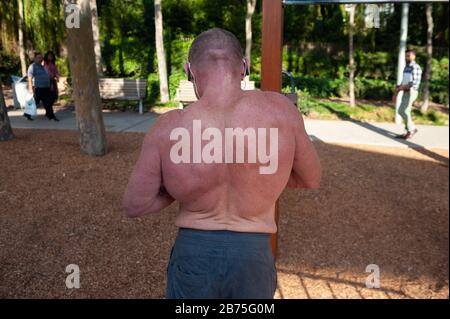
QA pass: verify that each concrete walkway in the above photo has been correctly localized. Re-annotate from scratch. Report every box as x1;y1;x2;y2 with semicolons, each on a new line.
8;107;449;150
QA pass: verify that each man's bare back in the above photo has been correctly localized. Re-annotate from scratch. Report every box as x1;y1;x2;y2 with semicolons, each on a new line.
123;28;320;299
123;89;320;233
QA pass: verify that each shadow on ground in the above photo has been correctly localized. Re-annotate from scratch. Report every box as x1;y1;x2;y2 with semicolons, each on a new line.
0;130;448;298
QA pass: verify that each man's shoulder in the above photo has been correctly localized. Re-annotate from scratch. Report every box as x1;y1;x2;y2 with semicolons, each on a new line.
247;90;299;118
410;61;421;68
149;109;183;134
27;63;35;73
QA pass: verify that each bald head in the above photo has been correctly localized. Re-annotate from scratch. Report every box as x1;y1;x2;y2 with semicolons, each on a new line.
188;28;243;68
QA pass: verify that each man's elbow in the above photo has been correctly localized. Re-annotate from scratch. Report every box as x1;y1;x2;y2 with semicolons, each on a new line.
122;197;149;218
303;178;321;189
288;175;321;189
123;201;140;218
300;168;322;189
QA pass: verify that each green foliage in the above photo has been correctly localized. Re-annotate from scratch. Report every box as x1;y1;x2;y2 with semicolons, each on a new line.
295;89;315;115
0;51;20;83
289;76;394;101
1;0;448;108
289;76;336;98
355;78;393;100
354;50;395;80
168;37;192;73
24;0;65;54
146;73;160;105
55;57;69;77
100;0;152;77
169;71;186;100
428;58;449;104
301;98;448;126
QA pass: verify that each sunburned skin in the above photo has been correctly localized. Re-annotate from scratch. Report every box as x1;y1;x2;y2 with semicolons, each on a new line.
123;51;321;234
169;119;279;174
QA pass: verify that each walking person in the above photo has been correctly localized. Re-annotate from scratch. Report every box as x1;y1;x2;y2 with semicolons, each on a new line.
393;49;422;139
43;51;60;108
25;52;59;121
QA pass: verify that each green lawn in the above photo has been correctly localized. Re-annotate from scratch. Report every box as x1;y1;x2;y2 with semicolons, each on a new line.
301;98;449;126
59;93;447;126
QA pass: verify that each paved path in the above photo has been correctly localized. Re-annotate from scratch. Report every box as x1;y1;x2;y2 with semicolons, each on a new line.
8;108;449;150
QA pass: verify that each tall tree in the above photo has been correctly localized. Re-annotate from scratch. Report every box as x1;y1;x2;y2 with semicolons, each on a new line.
245;0;257;69
90;0;103;75
421;3;433;113
348;4;356;108
65;0;107;156
395;3;409;125
0;84;14;141
154;0;169;103
17;0;27;76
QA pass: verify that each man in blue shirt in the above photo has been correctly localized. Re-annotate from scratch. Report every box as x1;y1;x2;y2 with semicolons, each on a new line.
25;52;59;121
393;49;422;139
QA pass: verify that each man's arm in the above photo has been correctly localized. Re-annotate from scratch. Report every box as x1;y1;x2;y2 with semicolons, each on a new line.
411;64;422;90
123;122;175;218
287;107;321;189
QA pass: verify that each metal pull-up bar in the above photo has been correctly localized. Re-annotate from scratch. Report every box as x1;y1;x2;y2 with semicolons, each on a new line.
284;0;448;5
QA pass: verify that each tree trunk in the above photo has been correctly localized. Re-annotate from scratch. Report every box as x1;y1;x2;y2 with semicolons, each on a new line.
90;0;103;75
245;0;257;68
17;0;27;76
395;3;409;125
154;0;169;103
421;3;433;113
0;84;14;141
348;4;356;108
64;0;107;156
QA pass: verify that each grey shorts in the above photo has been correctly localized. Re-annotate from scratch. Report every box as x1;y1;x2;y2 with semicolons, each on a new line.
166;228;277;299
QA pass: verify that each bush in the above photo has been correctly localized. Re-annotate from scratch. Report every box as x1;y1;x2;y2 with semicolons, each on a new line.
354;50;395;80
56;57;70;77
355;78;393;100
169;70;186;100
146;70;187;105
428;80;449;105
169;38;192;73
146;73;160;104
289;76;335;98
429;58;449;104
290;75;394;100
0;51;21;83
295;88;315;115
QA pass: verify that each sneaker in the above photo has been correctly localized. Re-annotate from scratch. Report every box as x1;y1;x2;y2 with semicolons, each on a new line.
23;114;33;121
395;132;408;139
404;129;418;140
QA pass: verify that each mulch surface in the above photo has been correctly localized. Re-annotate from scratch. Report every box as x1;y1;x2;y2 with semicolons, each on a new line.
0;129;448;298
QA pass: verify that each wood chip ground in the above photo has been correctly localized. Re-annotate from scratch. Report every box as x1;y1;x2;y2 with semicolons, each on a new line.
0;129;448;298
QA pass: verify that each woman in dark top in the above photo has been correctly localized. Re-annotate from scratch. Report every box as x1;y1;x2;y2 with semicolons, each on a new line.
43;51;60;107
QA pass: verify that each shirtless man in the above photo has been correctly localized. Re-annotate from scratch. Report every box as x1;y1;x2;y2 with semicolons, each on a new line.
123;28;321;299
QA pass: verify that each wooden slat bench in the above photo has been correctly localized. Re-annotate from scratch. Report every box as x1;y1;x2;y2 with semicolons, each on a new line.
98;78;147;114
175;80;256;109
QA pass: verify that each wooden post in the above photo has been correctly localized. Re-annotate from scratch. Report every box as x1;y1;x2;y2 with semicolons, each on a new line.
261;0;283;258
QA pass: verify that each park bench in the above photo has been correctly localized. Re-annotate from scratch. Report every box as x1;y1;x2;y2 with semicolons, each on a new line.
175;80;255;109
98;78;147;114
